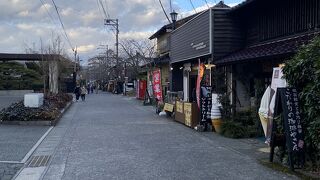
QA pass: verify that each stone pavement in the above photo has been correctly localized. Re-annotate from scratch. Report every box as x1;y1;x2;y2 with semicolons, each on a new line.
0;125;50;180
15;93;298;180
0;163;23;180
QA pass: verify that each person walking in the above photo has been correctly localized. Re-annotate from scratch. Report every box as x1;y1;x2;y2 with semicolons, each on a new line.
74;84;81;102
95;83;100;94
80;85;88;101
87;83;90;94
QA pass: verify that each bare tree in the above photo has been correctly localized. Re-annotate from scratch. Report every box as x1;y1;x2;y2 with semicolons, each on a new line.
24;33;73;93
119;38;156;79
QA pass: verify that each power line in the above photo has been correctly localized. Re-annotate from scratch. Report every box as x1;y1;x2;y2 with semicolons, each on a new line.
96;0;115;39
39;0;68;41
104;0;110;18
189;0;197;13
50;0;74;51
97;0;107;19
158;0;171;24
203;0;210;9
98;0;109;18
39;0;56;23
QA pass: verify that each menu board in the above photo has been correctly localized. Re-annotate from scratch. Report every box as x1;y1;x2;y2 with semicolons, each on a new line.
164;103;174;112
176;101;184;113
184;103;192;126
274;88;304;153
200;86;212;123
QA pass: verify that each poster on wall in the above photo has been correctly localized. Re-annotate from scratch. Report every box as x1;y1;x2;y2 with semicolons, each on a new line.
152;69;163;102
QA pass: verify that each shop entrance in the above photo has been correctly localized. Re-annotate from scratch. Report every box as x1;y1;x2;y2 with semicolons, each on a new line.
189;75;197;103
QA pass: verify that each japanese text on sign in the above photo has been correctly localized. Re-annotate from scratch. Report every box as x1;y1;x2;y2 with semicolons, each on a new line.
152;69;163;101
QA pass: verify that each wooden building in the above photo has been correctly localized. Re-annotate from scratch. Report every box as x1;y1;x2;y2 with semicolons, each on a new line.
148;13;199;99
215;0;320;111
170;1;242;101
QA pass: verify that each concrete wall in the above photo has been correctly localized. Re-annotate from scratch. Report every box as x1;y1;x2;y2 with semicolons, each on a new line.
0;90;33;96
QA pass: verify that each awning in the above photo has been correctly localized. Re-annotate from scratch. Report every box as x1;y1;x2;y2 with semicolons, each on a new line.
215;32;319;65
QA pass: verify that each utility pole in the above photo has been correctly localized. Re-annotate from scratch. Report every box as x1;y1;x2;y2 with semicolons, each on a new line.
104;18;119;77
73;46;77;87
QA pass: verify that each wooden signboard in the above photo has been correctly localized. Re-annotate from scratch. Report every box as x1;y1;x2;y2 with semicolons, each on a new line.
270;88;304;170
163;103;174;112
184;102;199;128
176;101;183;113
184;103;192;127
175;101;185;124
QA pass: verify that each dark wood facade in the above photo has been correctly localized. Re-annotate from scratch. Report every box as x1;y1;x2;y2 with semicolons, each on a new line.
232;0;320;46
212;7;243;59
215;0;320;111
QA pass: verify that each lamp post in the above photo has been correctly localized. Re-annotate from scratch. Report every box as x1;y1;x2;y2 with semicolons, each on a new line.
169;10;178;91
170;10;178;30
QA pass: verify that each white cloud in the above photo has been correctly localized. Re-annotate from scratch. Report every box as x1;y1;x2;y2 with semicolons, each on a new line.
0;0;243;60
77;44;96;53
18;10;29;17
16;23;34;30
61;7;73;16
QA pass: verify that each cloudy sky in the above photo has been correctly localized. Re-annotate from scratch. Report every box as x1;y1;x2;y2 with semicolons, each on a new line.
0;0;243;62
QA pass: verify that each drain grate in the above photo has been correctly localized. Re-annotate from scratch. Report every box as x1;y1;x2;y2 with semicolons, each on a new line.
27;155;51;167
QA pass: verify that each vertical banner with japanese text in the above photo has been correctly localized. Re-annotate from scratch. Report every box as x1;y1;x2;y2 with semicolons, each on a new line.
152;69;163;102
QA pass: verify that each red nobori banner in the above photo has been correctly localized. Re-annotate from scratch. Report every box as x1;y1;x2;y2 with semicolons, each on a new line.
152;69;163;101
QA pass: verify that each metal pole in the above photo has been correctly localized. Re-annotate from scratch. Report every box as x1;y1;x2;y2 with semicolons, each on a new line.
116;19;119;66
74;47;77;72
124;62;126;95
73;47;77;87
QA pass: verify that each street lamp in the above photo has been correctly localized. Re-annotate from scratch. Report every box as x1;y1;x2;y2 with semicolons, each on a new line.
170;10;178;30
169;10;178;91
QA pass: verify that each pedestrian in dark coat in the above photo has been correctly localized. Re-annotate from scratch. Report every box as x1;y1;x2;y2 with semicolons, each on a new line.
74;85;81;101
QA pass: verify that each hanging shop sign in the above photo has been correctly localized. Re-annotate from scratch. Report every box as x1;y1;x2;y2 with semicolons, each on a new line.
152;69;163;101
270;88;304;171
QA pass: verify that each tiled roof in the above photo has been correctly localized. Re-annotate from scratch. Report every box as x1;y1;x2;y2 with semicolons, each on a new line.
215;32;320;65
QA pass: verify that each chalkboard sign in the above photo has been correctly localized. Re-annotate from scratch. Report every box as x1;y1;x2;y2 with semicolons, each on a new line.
200;85;212;124
270;87;304;170
274;88;304;152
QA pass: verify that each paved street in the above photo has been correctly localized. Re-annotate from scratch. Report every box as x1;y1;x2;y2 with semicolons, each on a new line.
16;93;297;180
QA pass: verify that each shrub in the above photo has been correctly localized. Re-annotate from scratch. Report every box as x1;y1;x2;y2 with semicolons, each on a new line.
221;120;247;138
283;35;320;169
